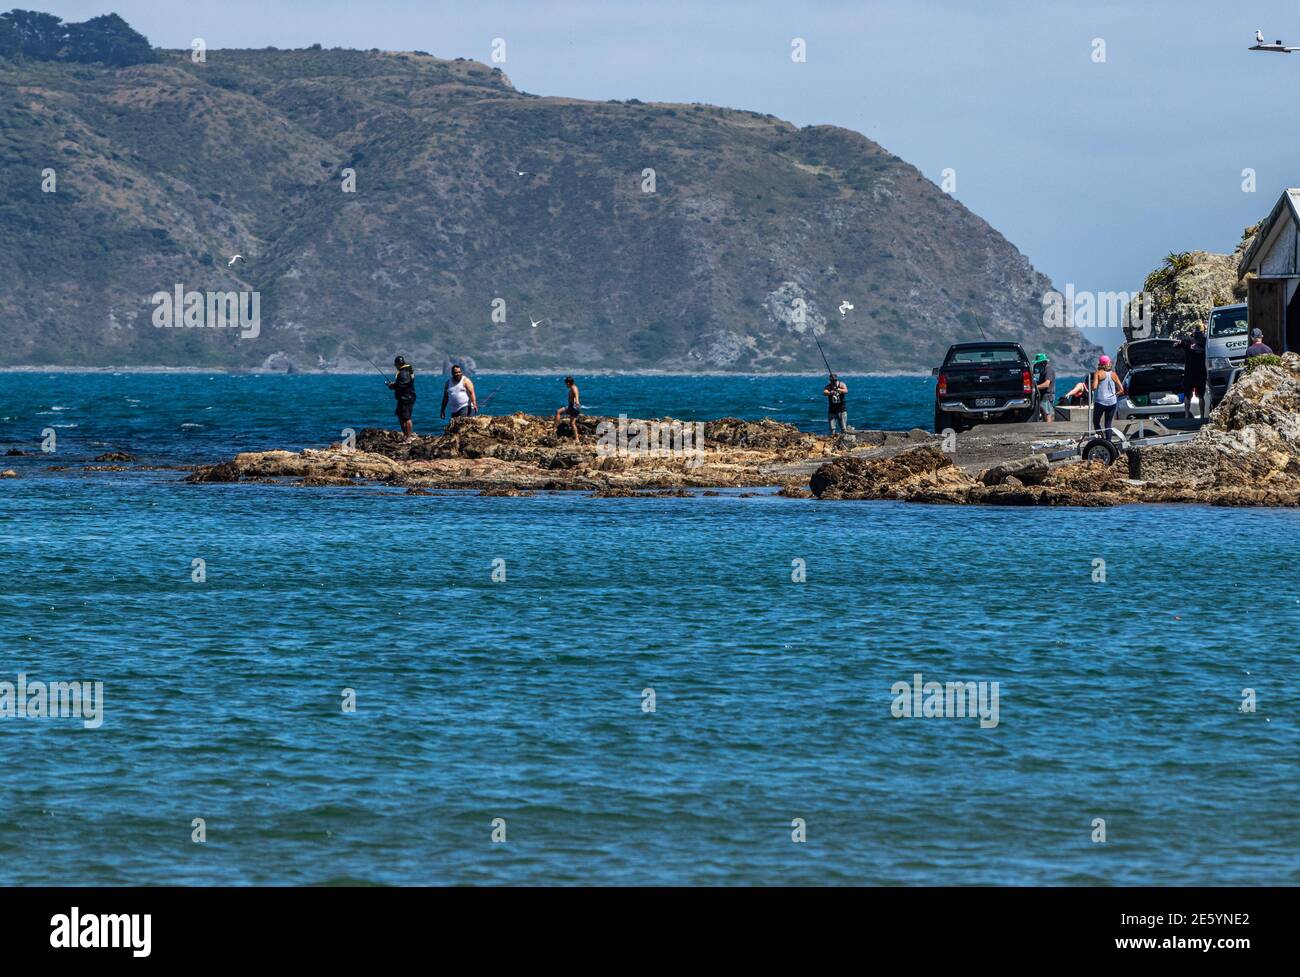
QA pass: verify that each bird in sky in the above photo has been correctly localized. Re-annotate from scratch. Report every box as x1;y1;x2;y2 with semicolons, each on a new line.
228;255;245;266
529;316;549;329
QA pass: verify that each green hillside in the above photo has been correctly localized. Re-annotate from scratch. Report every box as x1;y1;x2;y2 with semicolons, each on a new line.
0;10;1101;371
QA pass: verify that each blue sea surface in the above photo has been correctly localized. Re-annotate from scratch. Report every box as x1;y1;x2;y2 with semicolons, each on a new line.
0;373;1295;885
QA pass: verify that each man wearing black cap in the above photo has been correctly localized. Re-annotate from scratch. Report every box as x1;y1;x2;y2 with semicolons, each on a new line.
387;355;417;442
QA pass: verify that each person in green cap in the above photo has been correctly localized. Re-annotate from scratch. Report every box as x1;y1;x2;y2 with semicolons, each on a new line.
1032;353;1056;423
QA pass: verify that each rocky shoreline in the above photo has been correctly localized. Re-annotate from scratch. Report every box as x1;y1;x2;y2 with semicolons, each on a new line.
177;355;1300;506
809;354;1300;506
186;414;851;495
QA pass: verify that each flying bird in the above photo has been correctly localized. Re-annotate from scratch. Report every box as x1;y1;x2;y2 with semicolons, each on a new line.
529;316;549;329
838;301;854;317
228;255;245;266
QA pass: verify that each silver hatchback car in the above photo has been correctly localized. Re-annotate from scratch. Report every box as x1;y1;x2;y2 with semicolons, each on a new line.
1114;338;1203;421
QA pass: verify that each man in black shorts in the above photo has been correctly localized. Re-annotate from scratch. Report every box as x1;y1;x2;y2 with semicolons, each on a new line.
554;376;581;441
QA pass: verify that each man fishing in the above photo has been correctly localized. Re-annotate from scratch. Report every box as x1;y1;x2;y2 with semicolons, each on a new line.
814;336;851;435
440;363;477;421
824;373;849;435
387;355;417;442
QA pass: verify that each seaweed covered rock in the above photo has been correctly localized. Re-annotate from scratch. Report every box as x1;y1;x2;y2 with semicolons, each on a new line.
187;448;404;483
190;413;840;492
701;417;824;455
809;445;974;500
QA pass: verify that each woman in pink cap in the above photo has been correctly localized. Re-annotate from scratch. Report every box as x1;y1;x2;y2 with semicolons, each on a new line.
1090;355;1125;436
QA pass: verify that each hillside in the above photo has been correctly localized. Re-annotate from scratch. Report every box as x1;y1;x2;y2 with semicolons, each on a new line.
0;11;1101;372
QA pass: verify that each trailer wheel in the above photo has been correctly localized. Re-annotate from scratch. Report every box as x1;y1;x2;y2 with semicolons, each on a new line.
1080;437;1119;466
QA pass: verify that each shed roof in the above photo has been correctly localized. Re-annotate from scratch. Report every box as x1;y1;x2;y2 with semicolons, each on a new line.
1239;189;1300;277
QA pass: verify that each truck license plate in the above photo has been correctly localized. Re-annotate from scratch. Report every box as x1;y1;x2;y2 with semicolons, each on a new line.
975;398;996;408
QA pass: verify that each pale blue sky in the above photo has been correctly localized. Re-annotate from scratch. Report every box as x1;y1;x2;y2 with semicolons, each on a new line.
46;1;1300;345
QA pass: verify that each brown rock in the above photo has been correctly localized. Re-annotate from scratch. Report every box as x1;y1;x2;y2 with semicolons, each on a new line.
979;454;1049;486
809;445;973;500
191;413;837;493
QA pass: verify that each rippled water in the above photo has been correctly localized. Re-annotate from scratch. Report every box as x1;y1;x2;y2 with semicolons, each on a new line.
0;374;1295;885
0;371;957;465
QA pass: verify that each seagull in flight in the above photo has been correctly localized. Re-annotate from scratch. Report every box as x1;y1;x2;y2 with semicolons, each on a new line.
228;254;245;266
838;301;854;317
529;315;549;329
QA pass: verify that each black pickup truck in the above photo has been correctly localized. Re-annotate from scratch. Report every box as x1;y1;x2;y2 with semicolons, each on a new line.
932;342;1035;432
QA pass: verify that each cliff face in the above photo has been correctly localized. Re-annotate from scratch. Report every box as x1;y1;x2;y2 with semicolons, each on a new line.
0;14;1101;371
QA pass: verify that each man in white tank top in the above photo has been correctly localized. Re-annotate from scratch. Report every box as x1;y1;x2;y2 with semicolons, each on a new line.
440;364;477;420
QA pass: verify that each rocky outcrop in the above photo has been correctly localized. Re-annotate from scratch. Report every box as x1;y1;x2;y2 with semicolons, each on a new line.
808;448;1135;506
181;358;1300;504
811;353;1300;506
979;454;1049;487
188;413;838;492
1125;353;1300;502
809;446;970;501
1130;230;1255;342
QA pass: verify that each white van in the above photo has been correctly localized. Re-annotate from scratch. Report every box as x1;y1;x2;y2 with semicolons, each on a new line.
1205;303;1249;406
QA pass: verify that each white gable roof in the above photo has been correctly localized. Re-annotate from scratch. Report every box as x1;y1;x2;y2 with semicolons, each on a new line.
1240;189;1300;277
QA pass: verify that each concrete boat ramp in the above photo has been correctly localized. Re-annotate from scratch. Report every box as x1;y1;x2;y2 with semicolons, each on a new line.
762;419;1094;481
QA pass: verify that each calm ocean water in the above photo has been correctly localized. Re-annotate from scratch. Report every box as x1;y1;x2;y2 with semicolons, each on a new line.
1;373;1296;885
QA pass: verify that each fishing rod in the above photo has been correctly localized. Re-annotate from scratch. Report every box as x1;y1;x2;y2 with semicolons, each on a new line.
348;342;391;382
813;335;834;375
477;377;511;412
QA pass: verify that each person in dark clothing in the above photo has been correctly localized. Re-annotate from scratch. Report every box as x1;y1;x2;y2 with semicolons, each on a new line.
1246;328;1274;361
1177;326;1208;418
1032;353;1056;422
387;355;417;442
824;374;849;435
